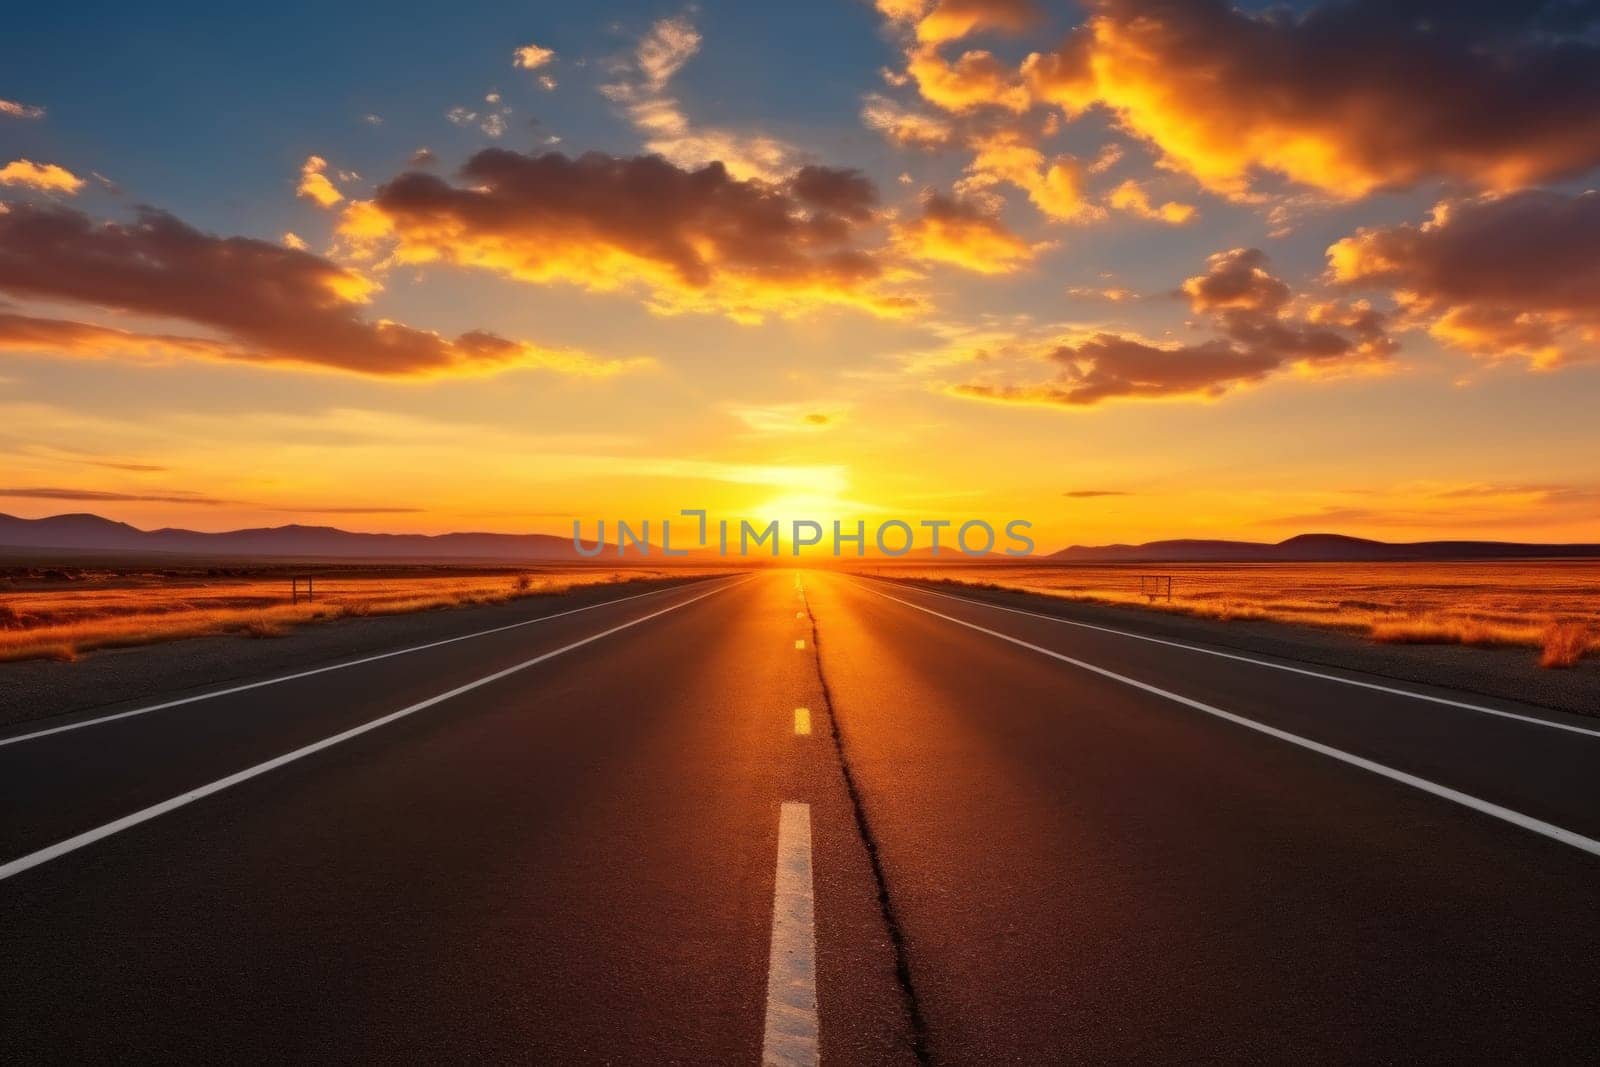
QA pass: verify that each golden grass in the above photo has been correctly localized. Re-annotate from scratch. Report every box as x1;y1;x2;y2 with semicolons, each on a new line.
0;568;714;663
1540;622;1591;669
864;560;1600;669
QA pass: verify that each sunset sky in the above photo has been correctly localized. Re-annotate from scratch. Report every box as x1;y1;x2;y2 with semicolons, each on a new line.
3;0;1600;549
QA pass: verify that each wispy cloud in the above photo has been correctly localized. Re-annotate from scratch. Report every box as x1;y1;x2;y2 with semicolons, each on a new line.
0;486;233;505
600;13;795;182
0;98;46;120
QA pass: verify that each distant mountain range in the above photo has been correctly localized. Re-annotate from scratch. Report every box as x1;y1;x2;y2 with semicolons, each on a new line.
1;514;1595;564
1048;533;1600;563
0;512;613;562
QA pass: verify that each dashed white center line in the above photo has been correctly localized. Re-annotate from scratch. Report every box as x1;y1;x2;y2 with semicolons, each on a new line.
793;708;811;736
795;639;806;650
762;802;819;1067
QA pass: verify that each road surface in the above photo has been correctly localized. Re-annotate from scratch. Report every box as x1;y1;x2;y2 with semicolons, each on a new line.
2;570;1597;1063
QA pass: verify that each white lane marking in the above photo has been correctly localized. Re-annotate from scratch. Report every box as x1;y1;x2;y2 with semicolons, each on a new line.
795;639;806;650
796;611;805;619
879;580;1600;740
866;585;1600;858
0;578;735;750
762;802;819;1067
0;581;741;883
794;708;811;736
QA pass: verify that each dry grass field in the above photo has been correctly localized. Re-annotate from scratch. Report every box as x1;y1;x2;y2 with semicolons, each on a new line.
0;564;722;663
866;560;1600;669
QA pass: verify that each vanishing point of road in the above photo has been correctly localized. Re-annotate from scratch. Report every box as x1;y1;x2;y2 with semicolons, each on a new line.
2;571;1597;1062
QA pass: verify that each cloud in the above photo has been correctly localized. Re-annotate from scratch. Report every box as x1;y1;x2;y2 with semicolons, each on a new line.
1027;0;1600;199
878;0;1041;43
861;93;955;149
1086;143;1123;174
447;95;513;139
1065;284;1136;302
0;486;233;505
905;44;1031;114
953;335;1281;406
0;159;84;194
892;191;1039;274
913;0;1041;45
790;165;878;221
1181;247;1288;312
1329;189;1600;368
0;203;638;379
601;14;794;182
960;131;1097;221
728;402;847;433
1106;178;1194;224
1065;489;1130;497
282;231;308;250
277;505;426;514
339;149;917;321
951;247;1394;406
637;14;700;91
875;0;1037;114
0;99;46;120
296;155;343;208
514;43;556;70
362;113;383;126
410;148;437;167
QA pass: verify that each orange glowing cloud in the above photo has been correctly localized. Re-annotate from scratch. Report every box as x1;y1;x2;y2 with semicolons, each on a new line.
0;159;85;194
952;247;1393;406
959;131;1094;222
296;155;343;208
877;0;1041;46
893;192;1038;274
1106;179;1195;224
1329;190;1600;368
1027;0;1600;199
905;44;1032;114
0;203;634;378
339;149;920;322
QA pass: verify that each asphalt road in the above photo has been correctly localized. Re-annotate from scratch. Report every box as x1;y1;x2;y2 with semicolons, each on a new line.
2;570;1597;1063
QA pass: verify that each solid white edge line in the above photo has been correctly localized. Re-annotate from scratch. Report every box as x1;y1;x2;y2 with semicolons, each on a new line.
0;576;737;749
872;578;1600;740
793;708;811;736
762;801;819;1067
0;579;744;883
864;584;1600;859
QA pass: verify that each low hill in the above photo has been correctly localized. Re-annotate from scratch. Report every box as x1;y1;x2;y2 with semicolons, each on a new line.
1049;533;1600;563
0;512;613;562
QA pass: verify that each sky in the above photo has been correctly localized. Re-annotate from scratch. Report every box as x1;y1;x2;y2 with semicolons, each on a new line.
2;0;1600;550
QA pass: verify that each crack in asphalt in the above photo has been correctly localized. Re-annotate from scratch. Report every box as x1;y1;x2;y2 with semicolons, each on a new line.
800;584;933;1066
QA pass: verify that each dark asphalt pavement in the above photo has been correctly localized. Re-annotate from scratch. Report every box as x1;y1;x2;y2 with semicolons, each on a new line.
2;570;1596;1063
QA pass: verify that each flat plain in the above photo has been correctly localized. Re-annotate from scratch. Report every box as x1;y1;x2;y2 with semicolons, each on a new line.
0;560;722;662
850;559;1600;668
